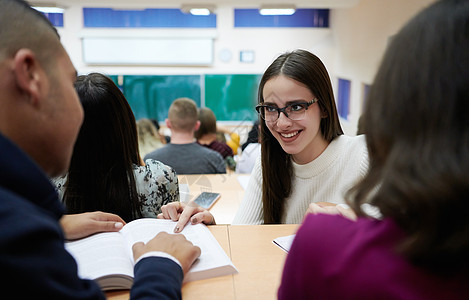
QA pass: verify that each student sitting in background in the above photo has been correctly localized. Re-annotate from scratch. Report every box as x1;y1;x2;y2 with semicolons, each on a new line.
279;0;469;298
137;118;166;158
224;128;240;155
195;107;236;171
236;142;261;174
215;126;241;156
236;121;261;174
145;98;226;175
241;120;260;151
55;73;179;222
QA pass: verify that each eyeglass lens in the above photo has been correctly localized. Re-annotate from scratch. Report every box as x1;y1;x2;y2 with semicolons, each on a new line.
260;103;308;122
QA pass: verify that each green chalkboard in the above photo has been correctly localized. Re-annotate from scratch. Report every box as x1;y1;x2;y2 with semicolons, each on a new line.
123;75;202;122
105;74;261;122
204;74;261;122
108;75;119;86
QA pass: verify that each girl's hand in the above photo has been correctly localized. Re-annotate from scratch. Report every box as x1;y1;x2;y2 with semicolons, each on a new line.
158;201;216;233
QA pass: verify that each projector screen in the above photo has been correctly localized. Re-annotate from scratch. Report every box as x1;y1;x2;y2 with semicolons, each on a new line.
82;36;214;66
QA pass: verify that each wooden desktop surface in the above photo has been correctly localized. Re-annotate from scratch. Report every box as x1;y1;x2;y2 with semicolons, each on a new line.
106;224;298;300
177;173;250;225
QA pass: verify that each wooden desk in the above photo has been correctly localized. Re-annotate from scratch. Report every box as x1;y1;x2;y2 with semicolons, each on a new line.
107;224;298;300
178;173;250;225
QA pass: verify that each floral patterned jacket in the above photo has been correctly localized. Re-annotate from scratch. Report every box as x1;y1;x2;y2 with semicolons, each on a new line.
53;159;179;218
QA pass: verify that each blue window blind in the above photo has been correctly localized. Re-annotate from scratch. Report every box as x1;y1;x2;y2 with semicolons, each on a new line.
41;12;64;27
338;78;351;120
83;8;216;28
234;9;329;28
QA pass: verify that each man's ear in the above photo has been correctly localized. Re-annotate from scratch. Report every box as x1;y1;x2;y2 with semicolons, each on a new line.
194;120;201;131
13;49;43;106
165;118;172;129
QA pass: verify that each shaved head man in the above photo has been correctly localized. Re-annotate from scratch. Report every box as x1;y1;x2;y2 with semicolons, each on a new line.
0;1;200;298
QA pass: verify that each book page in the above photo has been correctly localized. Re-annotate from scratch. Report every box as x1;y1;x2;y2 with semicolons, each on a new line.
65;232;134;280
121;218;237;281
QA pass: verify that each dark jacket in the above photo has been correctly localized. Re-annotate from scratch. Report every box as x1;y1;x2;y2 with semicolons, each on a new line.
0;133;183;299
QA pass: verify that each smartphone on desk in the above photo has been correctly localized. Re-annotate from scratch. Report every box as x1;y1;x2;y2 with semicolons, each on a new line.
193;192;221;209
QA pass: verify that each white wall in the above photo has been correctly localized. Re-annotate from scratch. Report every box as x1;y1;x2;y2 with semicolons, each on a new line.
56;0;436;135
330;0;436;135
58;3;333;76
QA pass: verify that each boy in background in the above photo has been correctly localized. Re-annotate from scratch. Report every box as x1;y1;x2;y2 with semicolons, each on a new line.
145;98;226;174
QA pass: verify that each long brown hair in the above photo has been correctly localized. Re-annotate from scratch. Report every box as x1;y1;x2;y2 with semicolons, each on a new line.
258;50;343;223
347;0;469;275
64;73;143;222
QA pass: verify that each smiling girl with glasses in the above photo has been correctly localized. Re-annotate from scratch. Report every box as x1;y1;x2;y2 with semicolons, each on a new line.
157;50;371;231
232;49;370;224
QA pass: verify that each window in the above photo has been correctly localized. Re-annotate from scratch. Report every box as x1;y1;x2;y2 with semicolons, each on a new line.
33;9;63;27
337;78;351;120
83;8;216;28
234;9;329;28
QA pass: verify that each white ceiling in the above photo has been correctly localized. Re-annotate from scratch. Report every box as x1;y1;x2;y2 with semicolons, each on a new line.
30;0;361;9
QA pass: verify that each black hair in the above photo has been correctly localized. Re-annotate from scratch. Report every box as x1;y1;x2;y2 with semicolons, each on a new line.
63;73;143;222
347;0;469;275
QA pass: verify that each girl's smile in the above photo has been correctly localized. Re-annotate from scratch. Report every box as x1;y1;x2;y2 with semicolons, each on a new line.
263;75;328;165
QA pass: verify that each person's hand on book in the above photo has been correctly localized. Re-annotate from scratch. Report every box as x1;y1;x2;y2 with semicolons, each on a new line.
60;211;126;240
132;231;201;274
157;201;216;233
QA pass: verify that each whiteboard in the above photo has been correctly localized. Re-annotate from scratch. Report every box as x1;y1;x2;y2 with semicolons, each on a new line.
82;37;214;65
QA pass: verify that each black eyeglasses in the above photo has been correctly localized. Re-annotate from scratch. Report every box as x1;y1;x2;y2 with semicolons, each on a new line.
255;99;317;122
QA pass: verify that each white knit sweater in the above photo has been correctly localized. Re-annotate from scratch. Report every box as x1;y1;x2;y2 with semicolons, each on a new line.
232;135;369;224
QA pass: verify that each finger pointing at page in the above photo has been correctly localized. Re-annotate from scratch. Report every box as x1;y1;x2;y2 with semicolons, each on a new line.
173;201;216;233
173;201;199;233
158;201;216;233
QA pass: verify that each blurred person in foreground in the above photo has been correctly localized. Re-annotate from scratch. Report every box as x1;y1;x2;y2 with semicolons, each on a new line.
279;0;469;298
0;1;200;298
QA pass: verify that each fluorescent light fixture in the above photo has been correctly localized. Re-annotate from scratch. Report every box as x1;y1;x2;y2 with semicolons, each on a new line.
32;6;64;13
190;8;211;15
181;4;215;16
31;2;65;13
259;4;296;16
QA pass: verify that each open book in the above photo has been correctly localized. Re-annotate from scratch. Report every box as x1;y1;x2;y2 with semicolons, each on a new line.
65;218;238;291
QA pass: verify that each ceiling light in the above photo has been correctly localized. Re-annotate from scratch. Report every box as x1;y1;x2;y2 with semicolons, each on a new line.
190;8;210;15
32;6;64;13
259;4;296;16
181;4;215;16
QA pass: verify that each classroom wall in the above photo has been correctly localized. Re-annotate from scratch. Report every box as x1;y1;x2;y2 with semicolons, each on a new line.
330;0;436;135
55;0;436;135
58;3;333;76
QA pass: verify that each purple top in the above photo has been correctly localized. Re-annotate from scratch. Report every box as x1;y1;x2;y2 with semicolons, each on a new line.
278;214;468;300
